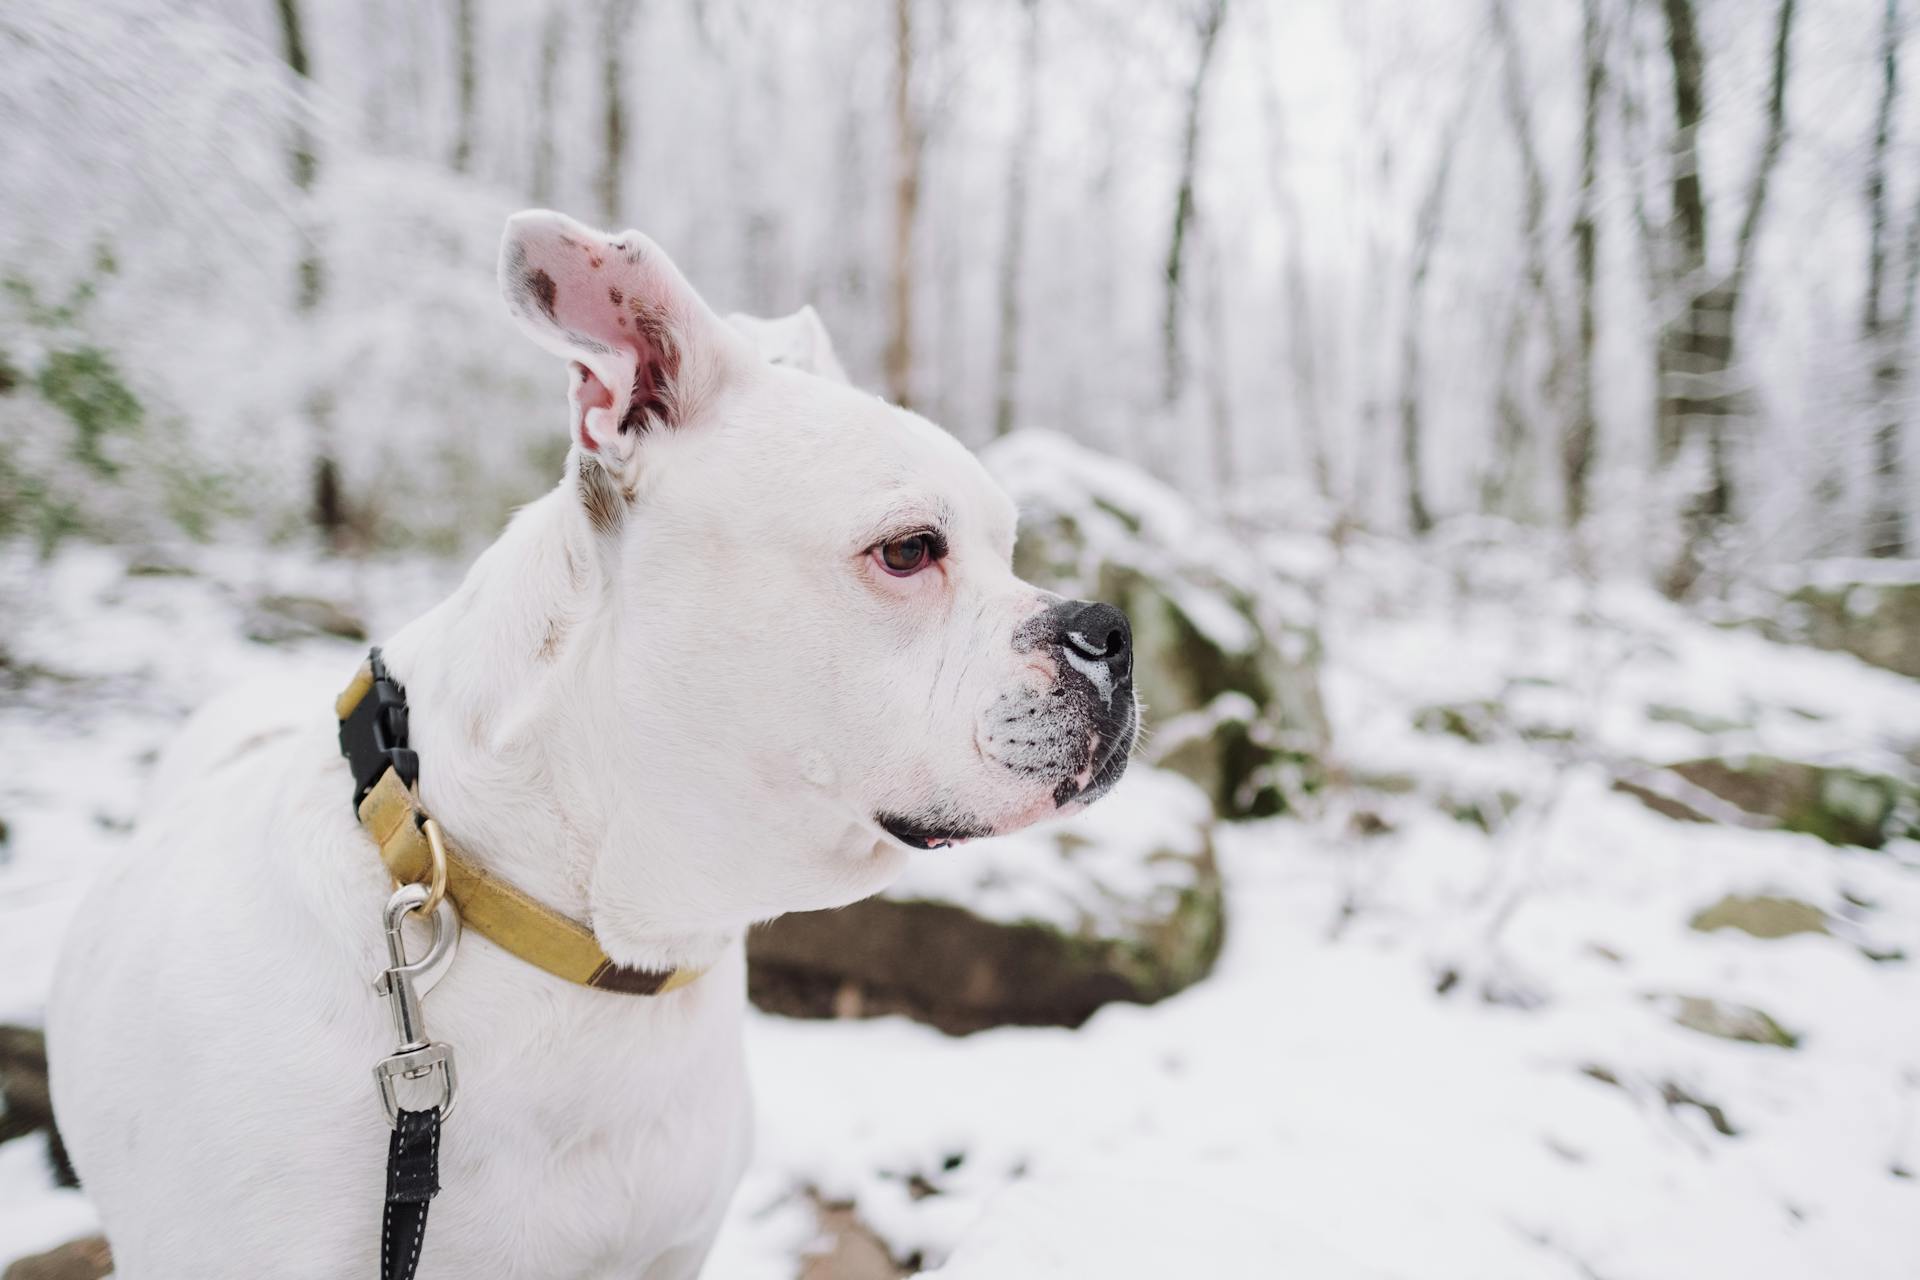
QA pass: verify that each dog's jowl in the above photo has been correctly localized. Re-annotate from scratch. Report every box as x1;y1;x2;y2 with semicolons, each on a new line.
45;210;1135;1279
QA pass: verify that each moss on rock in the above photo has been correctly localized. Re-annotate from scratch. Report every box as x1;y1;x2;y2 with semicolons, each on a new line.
1689;895;1829;939
1670;996;1800;1048
1668;757;1919;849
1782;578;1920;679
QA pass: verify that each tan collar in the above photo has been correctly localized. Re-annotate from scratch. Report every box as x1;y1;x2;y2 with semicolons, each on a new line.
338;660;704;996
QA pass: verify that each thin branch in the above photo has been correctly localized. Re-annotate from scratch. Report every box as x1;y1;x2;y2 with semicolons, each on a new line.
1162;0;1230;408
1728;0;1798;304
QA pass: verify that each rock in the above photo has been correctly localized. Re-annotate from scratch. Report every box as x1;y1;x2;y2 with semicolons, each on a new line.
1611;777;1716;824
244;593;367;645
1748;566;1920;679
123;557;195;578
980;430;1328;819
0;1026;52;1145
1689;895;1829;939
1658;1081;1739;1137
1610;767;1779;829
0;1025;74;1188
750;769;1223;1034
1665;757;1919;849
800;1202;909;1280
1645;703;1750;736
1413;701;1500;745
1;1238;111;1280
1445;788;1523;833
1581;1066;1739;1136
1669;996;1799;1047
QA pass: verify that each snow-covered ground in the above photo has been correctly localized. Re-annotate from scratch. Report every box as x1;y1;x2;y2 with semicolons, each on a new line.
2;536;1917;1278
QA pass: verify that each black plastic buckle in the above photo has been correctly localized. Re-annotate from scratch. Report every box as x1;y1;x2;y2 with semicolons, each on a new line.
339;647;420;811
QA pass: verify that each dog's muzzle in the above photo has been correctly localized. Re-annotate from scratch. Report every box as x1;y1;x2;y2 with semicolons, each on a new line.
1004;597;1139;808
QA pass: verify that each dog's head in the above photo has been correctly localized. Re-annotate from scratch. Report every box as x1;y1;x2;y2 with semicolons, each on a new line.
498;210;1136;938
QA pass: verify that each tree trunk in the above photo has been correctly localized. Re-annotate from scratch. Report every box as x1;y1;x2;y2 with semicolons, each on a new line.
1399;111;1466;536
992;0;1041;438
1866;0;1907;557
450;0;477;173
884;0;922;409
1204;241;1235;494
531;4;564;204
1660;0;1798;598
1882;195;1920;557
598;0;640;224
1655;0;1709;469
1162;0;1229;408
272;0;343;545
1254;3;1329;497
1485;0;1568;521
1566;0;1605;527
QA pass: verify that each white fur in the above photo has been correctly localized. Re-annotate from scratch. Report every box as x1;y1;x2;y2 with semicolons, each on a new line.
47;211;1130;1277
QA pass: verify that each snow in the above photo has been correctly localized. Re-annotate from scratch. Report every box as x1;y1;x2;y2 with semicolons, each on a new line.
4;536;1919;1278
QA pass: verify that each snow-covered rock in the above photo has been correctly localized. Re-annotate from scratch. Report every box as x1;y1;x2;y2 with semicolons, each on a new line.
748;769;1222;1034
1653;756;1920;849
1729;559;1920;680
981;431;1329;819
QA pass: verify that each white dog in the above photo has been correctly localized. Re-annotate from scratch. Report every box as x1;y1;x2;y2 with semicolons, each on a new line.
47;210;1137;1279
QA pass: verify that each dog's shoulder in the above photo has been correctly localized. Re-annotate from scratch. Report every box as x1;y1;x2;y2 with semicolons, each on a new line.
142;669;338;824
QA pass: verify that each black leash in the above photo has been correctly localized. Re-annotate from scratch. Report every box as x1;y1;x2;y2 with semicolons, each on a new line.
382;1106;441;1280
346;649;458;1280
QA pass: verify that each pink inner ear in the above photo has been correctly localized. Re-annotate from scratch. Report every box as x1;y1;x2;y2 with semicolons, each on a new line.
511;227;682;440
570;362;612;452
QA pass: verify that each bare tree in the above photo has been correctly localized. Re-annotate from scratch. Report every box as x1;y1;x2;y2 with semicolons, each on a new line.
1656;0;1799;597
992;0;1042;437
1892;193;1920;553
884;0;924;409
1202;238;1236;493
1399;108;1468;536
598;0;642;223
530;4;565;204
450;0;478;173
272;0;344;544
1566;0;1606;527
1485;0;1570;521
1162;0;1230;408
1253;1;1330;497
1865;0;1907;557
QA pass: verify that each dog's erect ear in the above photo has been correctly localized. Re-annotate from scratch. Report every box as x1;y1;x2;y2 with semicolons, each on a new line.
725;306;850;385
499;210;746;469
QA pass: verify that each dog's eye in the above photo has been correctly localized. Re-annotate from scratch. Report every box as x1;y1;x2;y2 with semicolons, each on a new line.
876;533;941;576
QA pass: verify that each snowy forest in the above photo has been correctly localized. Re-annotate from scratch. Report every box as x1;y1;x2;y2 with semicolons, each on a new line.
3;0;1920;1277
0;0;1913;581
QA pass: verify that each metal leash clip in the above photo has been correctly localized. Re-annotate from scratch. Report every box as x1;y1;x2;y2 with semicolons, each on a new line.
372;880;461;1127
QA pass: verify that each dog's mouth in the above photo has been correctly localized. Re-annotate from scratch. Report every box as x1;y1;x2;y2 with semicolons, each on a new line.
879;701;1137;851
875;812;993;851
1051;704;1138;810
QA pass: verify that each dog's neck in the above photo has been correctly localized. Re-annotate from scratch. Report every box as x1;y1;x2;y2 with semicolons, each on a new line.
377;459;736;976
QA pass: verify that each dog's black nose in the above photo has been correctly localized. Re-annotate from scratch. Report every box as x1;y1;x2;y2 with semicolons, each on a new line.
1057;601;1132;681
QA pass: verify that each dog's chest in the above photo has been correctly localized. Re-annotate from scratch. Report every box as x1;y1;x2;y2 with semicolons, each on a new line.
418;952;755;1273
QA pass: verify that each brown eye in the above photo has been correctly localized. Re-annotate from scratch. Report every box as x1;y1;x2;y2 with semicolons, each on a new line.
877;533;938;576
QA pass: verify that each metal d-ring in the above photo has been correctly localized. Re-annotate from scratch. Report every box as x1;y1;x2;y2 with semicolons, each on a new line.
418;816;450;917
